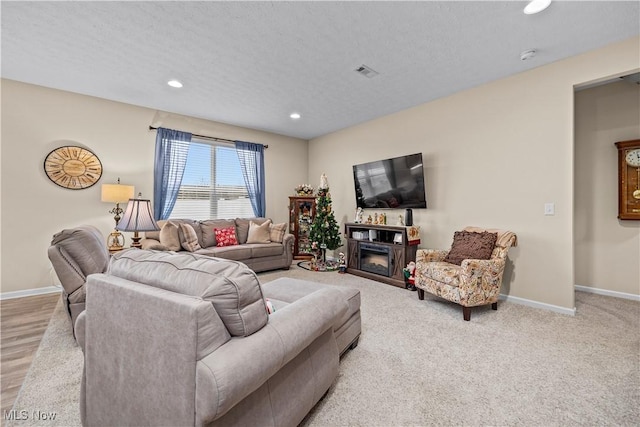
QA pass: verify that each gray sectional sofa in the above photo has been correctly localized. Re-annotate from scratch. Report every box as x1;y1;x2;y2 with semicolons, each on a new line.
141;217;294;273
75;250;361;427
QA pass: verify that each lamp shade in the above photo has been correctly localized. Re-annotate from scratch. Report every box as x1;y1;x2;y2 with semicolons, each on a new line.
101;183;135;203
116;198;160;232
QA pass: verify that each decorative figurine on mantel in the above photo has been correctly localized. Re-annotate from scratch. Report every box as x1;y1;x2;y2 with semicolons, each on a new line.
354;207;364;223
373;213;379;224
366;215;373;224
396;214;405;226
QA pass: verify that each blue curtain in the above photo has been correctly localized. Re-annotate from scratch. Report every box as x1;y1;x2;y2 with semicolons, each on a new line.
235;141;266;217
153;128;192;220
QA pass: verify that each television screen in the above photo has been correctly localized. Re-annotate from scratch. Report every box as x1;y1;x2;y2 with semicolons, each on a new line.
353;153;427;209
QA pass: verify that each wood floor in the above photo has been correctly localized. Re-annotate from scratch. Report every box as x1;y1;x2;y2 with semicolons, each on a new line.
1;293;60;416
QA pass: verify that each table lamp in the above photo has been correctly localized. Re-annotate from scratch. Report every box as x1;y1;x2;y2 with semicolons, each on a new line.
101;178;135;252
116;193;160;248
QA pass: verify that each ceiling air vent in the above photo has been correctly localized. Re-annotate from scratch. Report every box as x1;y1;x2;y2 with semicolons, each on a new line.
355;64;379;79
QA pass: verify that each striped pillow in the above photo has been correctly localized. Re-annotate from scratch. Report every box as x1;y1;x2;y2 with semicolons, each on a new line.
179;223;202;252
269;222;287;243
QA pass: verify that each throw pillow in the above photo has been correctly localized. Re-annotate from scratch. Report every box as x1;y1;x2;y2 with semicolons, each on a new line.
179;223;202;252
265;298;276;315
159;221;181;251
247;220;272;244
214;226;239;247
269;222;287;243
443;231;498;266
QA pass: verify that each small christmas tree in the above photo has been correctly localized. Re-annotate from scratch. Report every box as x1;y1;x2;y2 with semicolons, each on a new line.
309;173;342;265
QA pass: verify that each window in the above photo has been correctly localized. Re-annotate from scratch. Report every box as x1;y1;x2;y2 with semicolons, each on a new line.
169;139;254;220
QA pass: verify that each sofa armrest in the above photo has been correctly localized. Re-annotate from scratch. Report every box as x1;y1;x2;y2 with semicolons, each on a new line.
282;233;294;251
84;273;212;426
195;286;346;423
416;249;448;263
140;238;164;250
75;310;86;352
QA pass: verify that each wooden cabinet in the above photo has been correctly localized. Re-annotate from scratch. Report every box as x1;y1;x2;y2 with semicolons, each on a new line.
289;196;316;259
344;222;418;288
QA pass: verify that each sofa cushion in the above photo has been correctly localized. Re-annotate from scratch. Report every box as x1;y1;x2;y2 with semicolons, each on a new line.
214;226;239;247
248;243;284;258
201;219;236;248
196;245;252;261
108;250;268;337
235;218;269;244
269;222;287;243
180;223;202;252
247;220;272;244
159;221;181;251
444;231;498;266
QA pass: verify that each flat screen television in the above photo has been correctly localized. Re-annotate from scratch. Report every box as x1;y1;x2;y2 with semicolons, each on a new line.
352;153;427;209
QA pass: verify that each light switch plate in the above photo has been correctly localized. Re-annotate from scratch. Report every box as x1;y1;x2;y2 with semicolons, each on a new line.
544;203;555;216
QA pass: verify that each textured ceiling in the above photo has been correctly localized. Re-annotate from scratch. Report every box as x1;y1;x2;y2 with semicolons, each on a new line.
2;1;639;140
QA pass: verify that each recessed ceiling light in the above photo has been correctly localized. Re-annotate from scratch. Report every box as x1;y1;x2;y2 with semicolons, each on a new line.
167;80;183;88
524;0;552;15
520;49;537;61
290;113;301;119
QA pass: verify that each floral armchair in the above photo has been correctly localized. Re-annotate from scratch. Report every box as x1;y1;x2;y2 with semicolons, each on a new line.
414;226;517;321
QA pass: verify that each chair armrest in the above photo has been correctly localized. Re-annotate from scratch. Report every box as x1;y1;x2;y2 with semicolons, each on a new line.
195;287;346;423
416;249;448;263
48;245;86;295
458;258;507;304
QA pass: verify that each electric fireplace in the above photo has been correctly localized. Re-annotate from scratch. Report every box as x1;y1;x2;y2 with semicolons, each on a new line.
359;243;391;277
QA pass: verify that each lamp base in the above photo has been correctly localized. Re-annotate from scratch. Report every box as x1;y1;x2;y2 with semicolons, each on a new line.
107;231;125;253
130;231;142;249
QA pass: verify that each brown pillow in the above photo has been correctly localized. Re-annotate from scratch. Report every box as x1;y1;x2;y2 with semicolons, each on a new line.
443;231;498;266
269;222;287;243
247;220;272;244
159;221;181;251
179;223;202;252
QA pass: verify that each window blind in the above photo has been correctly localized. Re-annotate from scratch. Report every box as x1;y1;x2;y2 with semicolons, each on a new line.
169;139;254;220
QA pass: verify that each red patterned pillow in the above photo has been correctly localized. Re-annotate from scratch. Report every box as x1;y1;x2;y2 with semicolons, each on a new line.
214;226;238;247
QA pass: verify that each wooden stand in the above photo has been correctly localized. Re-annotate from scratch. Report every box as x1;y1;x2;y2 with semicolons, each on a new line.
344;222;418;288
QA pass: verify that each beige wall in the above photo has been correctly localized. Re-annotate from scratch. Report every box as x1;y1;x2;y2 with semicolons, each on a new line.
309;37;640;310
0;79;308;293
574;81;640;294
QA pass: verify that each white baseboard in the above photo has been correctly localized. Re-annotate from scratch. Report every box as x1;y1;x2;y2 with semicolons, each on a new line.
499;293;576;316
575;285;640;302
0;285;61;300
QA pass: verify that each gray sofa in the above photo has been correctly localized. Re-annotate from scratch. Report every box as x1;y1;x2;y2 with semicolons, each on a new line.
141;217;294;273
75;250;361;427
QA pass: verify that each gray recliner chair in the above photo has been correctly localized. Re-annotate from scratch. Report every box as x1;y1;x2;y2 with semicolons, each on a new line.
48;225;109;334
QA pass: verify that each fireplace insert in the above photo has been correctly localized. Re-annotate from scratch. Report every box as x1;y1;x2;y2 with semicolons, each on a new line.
359;243;391;277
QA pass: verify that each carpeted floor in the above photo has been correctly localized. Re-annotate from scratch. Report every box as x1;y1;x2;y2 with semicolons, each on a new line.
8;263;640;426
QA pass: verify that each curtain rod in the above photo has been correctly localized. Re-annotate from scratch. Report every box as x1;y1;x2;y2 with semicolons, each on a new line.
148;126;268;149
